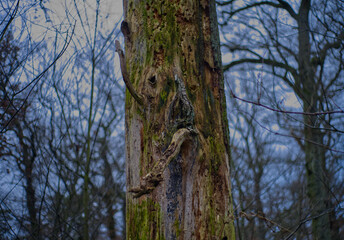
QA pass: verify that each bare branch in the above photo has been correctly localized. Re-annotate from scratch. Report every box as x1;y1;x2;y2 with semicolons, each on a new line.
1;24;75;133
244;110;344;154
0;0;19;43
229;87;344;116
224;57;299;80
218;0;297;19
318;31;344;64
276;0;297;19
283;208;336;240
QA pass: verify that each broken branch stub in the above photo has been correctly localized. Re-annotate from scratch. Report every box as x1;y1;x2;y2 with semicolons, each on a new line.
115;40;144;106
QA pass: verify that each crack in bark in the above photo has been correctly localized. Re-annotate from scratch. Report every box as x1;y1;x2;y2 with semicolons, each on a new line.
129;127;196;198
129;74;196;198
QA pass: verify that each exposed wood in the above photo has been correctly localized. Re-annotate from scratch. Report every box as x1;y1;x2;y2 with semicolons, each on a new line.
129;127;196;198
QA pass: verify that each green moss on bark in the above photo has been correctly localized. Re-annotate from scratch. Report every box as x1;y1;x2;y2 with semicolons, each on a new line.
139;0;180;67
208;136;225;172
127;198;165;240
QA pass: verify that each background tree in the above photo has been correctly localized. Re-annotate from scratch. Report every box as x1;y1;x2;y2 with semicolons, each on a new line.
228;76;311;240
0;0;126;239
219;0;344;239
121;0;235;239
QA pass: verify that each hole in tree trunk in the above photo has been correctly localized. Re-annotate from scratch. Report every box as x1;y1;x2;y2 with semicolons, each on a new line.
148;76;156;86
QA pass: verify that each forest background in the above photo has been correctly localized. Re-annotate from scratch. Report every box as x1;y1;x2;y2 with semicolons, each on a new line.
0;0;343;239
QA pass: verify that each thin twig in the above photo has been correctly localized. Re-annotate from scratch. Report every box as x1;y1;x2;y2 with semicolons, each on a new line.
239;211;291;233
283;208;335;240
243;109;344;154
0;24;75;133
229;86;343;116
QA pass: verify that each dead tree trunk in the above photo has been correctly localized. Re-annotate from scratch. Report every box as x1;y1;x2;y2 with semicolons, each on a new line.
119;0;235;239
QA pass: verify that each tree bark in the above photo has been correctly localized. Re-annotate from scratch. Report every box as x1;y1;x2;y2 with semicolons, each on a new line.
122;0;235;239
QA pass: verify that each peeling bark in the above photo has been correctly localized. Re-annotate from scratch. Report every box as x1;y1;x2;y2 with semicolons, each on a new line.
123;0;234;239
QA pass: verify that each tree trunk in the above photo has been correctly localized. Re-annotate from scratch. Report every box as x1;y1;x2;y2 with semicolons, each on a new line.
122;0;234;239
17;123;41;240
298;1;331;239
